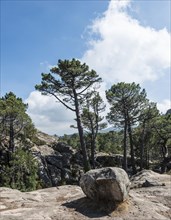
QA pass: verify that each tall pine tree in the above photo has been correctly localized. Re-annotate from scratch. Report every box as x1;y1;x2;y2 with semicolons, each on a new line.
35;59;102;171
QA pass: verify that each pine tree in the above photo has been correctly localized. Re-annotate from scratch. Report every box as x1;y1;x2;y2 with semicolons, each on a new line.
81;91;107;168
106;82;148;174
0;92;38;191
35;59;102;171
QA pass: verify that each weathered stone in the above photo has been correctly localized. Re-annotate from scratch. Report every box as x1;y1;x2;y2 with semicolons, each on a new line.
48;165;62;186
61;168;73;184
36;130;58;145
45;155;63;169
80;167;130;202
34;152;53;187
71;151;84;166
141;179;165;187
0;172;171;220
130;169;168;189
32;144;56;156
62;153;72;168
53;142;75;154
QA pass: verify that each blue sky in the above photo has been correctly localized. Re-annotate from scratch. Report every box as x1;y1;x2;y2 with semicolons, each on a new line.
1;0;171;135
1;0;109;98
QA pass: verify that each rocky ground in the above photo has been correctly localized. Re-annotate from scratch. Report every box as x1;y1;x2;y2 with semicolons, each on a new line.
0;170;170;220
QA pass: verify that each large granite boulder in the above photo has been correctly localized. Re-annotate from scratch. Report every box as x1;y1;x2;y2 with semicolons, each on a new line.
80;167;130;203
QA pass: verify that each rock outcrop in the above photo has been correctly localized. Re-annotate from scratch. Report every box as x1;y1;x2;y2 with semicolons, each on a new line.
0;171;170;220
80;167;130;203
130;169;169;188
3;130;169;189
32;142;83;187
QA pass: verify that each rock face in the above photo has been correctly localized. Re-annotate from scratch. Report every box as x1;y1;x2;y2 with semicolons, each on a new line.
7;129;169;189
80;167;130;203
32;142;83;187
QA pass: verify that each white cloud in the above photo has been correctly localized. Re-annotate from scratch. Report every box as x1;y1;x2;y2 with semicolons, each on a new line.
26;0;170;135
157;99;171;114
82;0;170;85
25;91;76;136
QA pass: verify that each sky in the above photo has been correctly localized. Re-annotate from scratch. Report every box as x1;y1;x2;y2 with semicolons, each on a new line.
1;0;171;136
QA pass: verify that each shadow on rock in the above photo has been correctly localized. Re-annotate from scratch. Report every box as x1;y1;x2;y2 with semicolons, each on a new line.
62;196;128;218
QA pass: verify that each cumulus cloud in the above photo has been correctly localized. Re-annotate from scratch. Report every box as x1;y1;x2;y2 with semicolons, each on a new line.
25;91;75;136
26;0;170;135
157;99;171;114
82;0;170;85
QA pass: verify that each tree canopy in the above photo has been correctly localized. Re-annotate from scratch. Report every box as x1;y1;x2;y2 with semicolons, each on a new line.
106;82;149;173
0;92;38;191
0;92;35;152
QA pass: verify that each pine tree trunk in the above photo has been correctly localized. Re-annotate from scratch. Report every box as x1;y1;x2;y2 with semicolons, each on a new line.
9;119;15;153
76;112;90;172
161;140;168;173
123;121;128;172
140;123;145;171
161;140;168;159
127;118;137;174
91;137;96;169
73;90;90;172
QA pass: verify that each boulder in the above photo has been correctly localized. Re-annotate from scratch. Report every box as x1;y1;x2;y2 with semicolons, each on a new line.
80;167;130;203
130;169;167;188
0;172;171;220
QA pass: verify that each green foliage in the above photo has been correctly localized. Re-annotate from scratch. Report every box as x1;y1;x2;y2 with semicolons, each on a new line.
0;148;38;191
97;131;123;154
132;102;160;168
59;131;123;155
81;91;107;133
106;82;147;126
152;113;171;158
0;92;39;191
59;133;80;149
35;59;102;113
81;91;107;168
153;114;171;142
0;92;36;150
106;82;149;173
